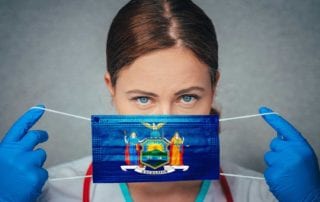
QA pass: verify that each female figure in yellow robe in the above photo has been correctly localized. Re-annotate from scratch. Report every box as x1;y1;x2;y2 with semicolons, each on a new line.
169;132;184;166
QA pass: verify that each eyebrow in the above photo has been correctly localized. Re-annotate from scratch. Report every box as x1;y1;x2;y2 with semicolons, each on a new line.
125;86;205;97
125;90;158;97
174;86;205;96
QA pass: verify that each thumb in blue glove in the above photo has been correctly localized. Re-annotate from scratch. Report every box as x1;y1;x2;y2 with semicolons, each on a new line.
260;106;320;202
0;105;48;202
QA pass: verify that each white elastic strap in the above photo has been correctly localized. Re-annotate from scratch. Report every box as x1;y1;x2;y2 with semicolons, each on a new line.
219;112;278;122
30;106;276;182
31;106;91;121
219;173;264;180
49;175;93;182
30;106;278;122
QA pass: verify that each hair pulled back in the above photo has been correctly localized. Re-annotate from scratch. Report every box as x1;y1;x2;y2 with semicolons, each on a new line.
106;0;219;88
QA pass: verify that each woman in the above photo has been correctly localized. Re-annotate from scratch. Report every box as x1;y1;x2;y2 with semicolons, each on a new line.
169;132;184;166
0;0;319;201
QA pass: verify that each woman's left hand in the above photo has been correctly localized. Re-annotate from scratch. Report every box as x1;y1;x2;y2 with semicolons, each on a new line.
259;106;320;202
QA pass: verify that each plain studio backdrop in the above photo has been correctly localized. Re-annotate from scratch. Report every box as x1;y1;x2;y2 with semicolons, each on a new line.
0;0;319;173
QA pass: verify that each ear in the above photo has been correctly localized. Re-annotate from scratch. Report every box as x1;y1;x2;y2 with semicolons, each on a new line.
104;72;115;97
212;70;220;93
214;70;220;85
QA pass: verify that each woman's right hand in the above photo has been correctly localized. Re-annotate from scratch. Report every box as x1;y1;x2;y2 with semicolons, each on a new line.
0;105;48;202
260;107;320;202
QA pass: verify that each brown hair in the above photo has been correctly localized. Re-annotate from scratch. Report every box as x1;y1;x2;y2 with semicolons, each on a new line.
106;0;219;88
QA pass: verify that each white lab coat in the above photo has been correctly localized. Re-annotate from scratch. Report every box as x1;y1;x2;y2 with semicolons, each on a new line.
38;156;277;202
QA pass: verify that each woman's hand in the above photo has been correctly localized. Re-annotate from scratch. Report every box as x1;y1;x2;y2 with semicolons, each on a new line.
260;106;320;202
0;105;48;202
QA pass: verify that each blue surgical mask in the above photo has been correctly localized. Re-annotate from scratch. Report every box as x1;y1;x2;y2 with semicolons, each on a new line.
91;114;220;183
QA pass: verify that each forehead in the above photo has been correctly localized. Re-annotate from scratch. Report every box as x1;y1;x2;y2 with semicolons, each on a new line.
115;46;211;92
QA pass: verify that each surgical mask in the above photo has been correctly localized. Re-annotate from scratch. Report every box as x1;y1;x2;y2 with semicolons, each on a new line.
31;106;275;182
91;114;220;183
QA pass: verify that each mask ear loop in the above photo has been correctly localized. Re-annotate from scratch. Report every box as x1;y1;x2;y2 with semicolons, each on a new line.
30;106;277;182
30;106;278;123
30;107;91;121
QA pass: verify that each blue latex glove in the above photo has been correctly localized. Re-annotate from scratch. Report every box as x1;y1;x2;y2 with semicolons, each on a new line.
0;105;48;202
260;106;320;202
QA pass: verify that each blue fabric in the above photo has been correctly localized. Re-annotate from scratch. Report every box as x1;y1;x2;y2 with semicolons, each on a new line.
91;115;220;183
195;180;211;202
119;183;133;202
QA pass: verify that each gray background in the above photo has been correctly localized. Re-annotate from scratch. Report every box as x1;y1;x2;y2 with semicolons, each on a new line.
0;0;319;173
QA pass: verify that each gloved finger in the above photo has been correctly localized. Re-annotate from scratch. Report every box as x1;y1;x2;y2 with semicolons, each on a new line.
259;106;304;142
264;166;278;186
270;137;287;152
2;105;46;143
27;167;49;191
23;148;47;167
264;151;281;166
35;167;49;191
20;130;49;150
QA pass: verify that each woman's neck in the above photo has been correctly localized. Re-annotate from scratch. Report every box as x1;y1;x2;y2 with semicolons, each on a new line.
127;180;202;202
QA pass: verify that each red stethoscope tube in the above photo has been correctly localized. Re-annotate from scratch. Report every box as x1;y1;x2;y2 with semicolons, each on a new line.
82;163;93;202
82;163;233;202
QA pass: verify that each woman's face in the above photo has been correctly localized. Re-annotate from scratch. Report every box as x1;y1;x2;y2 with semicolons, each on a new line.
105;46;218;115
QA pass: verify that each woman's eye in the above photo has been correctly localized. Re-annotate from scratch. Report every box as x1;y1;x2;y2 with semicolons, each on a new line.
180;95;199;104
135;97;151;105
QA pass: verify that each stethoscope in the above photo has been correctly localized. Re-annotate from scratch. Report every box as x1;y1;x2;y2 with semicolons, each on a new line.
82;163;234;202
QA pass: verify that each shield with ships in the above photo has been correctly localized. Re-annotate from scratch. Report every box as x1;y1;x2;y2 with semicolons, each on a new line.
140;137;170;169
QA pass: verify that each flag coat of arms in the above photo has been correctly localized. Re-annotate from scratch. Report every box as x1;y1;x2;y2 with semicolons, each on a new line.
91;115;220;183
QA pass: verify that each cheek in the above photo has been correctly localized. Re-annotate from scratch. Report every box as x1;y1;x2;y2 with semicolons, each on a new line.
113;95;131;114
200;93;215;114
113;94;145;115
174;94;214;115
